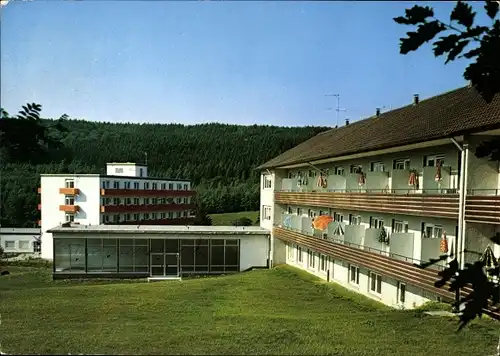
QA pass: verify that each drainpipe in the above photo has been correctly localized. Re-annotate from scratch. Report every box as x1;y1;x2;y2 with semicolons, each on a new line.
450;137;466;267
461;144;469;270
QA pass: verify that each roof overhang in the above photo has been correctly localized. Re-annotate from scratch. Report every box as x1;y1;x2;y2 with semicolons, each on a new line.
270;136;465;170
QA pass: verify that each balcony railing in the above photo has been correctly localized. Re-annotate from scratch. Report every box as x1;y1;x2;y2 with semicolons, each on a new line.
59;188;80;195
59;205;80;213
274;225;454;300
100;203;196;213
101;189;196;197
275;190;459;219
465;194;500;225
105;217;196;225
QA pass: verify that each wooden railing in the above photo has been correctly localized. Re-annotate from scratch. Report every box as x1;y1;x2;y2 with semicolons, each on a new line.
465;195;500;225
275;191;459;219
273;226;454;300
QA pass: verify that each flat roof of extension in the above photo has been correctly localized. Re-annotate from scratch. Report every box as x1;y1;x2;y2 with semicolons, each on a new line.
39;174;191;182
47;224;271;236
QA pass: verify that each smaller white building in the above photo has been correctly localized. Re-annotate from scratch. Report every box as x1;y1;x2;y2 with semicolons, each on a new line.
47;224;271;279
0;228;41;254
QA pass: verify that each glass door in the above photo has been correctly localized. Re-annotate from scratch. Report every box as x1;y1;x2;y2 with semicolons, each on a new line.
165;253;179;277
150;253;165;276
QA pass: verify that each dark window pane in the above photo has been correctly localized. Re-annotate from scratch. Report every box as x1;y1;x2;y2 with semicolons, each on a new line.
135;266;148;273
225;239;238;246
103;238;117;247
165;239;179;252
119;245;134;269
54;238;85;272
119;266;133;273
181;266;195;272
181;246;194;266
151;239;164;253
87;243;103;272
225;246;239;266
181;239;194;246
211;246;225;265
211;266;224;272
196;239;209;246
135;246;149;267
212;239;224;246
195;265;209;272
102;246;117;272
195;245;209;266
225;266;238;272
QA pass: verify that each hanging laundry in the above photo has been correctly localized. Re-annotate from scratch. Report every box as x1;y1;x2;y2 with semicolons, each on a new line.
358;172;366;186
440;231;448;253
317;173;328;188
435;160;443;182
408;170;419;189
480;246;499;279
312;215;334;231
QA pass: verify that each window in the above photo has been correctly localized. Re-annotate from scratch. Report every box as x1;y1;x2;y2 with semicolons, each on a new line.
334;166;344;176
424;154;445;167
370;161;385;172
350;165;362;174
349;265;360;285
392;219;409;233
297;246;303;262
177;183;182;190
113;181;120;189
133;182;139;189
151;212;157;220
102;180;110;189
168;212;174;219
152;183;158;190
370;272;382;294
133;213;139;221
320;254;327;272
160;212;166;219
112;198;119;205
152;198;158;205
308;209;316;218
115;168;123;174
19;240;30;250
263;175;272;189
263;206;272;220
104;215;110;223
113;214;120;222
397;282;406;304
308;170;316;178
307;249;315;268
160;183;166;190
65;179;75;188
296;208;302;216
349;214;361;225
183;183;188;190
393;158;410;170
125;181;131;189
333;212;343;222
133;198;139;205
287;206;293;214
144;213;150;220
65;196;75;205
139;168;144;177
144;198;150;205
168;183;174;190
4;241;15;249
183;211;188;217
65;214;75;222
124;214;131;221
144;182;150;189
423;223;443;239
176;211;182;218
125;198;131;205
370;217;384;229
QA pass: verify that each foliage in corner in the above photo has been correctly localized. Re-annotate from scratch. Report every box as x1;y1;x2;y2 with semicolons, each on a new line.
232;217;253;227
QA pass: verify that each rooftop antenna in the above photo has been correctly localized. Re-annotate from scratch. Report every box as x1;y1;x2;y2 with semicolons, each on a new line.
325;93;347;127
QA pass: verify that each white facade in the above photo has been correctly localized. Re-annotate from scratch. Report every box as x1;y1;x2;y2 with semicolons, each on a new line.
39;163;193;260
260;135;500;310
0;228;40;254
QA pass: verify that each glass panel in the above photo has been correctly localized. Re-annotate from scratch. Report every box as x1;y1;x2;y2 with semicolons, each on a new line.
211;266;224;272
195;265;209;272
54;238;85;272
196;239;209;246
87;239;103;272
151;239;164;253
225;245;238;266
151;266;163;276
135;245;149;270
181;266;195;272
212;239;224;246
195;245;209;266
119;245;134;272
181;239;195;246
211;246;225;265
102;246;117;272
225;239;238;246
165;239;179;253
181;246;194;266
225;266;238;272
151;254;164;265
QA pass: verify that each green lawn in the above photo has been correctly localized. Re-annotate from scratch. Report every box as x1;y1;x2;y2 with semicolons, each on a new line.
0;265;498;355
209;211;259;226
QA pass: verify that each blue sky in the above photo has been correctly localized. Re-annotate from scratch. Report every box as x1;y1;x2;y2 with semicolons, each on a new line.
0;1;488;127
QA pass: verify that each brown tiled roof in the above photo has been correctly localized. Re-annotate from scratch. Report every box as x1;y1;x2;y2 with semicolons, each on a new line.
258;86;500;170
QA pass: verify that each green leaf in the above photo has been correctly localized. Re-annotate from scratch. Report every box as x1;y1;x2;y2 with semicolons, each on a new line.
462;47;481;58
393;5;434;25
433;34;461;56
451;1;476;28
484;0;499;19
400;21;446;54
446;40;469;63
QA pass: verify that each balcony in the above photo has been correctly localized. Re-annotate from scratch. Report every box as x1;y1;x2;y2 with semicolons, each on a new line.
101;189;196;197
100;203;196;213
59;205;80;213
465;193;500;225
273;225;453;300
275;191;459;219
107;217;196;225
59;188;80;195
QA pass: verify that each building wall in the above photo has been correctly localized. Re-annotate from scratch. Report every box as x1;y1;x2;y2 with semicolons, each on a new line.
40;175;101;259
284;243;436;309
100;177;191;190
0;229;40;254
259;171;275;231
239;234;269;271
466;136;500;195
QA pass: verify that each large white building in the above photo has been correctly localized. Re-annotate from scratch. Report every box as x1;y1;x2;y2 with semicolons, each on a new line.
259;86;500;310
38;162;196;259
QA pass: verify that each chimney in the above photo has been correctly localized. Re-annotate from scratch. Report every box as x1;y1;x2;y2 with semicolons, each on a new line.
376;108;381;117
345;118;350;126
413;94;419;105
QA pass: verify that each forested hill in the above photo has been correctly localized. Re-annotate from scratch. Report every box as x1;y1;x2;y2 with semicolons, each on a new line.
1;115;330;227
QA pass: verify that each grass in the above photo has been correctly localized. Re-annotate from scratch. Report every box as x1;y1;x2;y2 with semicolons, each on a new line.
209;211;259;226
1;265;498;355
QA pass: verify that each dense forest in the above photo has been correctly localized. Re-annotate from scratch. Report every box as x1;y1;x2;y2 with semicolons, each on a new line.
0;104;330;227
